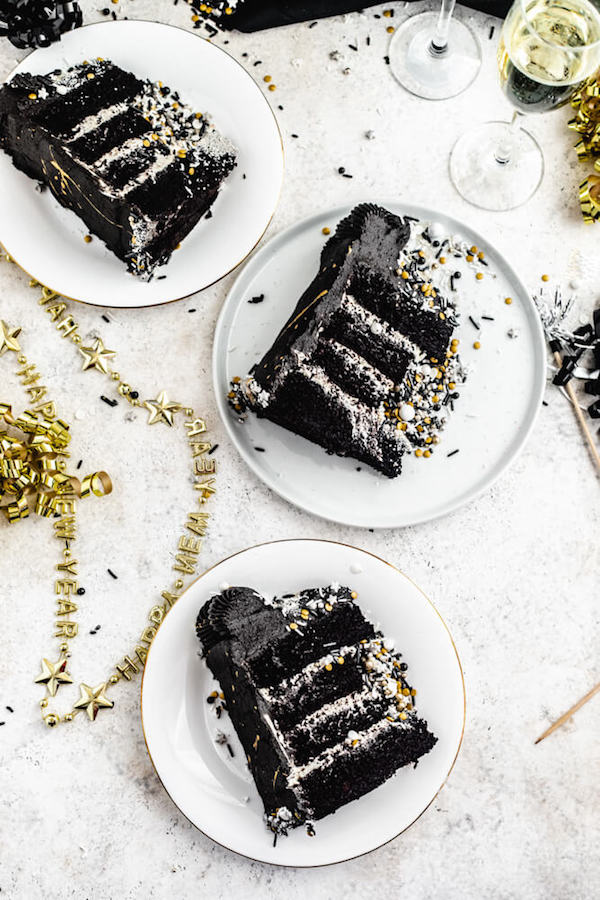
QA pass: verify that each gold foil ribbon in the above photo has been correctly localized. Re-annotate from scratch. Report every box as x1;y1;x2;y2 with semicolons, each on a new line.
569;72;600;223
0;404;112;522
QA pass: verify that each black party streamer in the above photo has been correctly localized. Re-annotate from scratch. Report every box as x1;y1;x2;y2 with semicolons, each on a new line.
0;1;81;50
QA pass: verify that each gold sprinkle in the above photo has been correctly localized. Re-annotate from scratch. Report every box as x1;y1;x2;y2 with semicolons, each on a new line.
87;73;95;80
28;93;37;100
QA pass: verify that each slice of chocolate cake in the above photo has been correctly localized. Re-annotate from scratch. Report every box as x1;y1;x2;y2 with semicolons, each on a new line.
0;59;236;279
230;204;464;476
196;584;437;836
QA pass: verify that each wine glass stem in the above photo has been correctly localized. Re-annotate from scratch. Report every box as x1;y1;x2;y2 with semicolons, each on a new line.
494;110;521;165
430;0;457;54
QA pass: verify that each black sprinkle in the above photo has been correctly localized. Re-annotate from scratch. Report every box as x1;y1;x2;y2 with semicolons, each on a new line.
489;25;495;39
205;209;213;219
342;173;353;179
254;446;266;452
253;60;262;66
76;459;82;470
273;832;278;847
383;55;390;65
291;133;299;139
278;105;284;110
469;316;480;330
6;706;13;713
0;722;4;726
101;314;110;323
107;569;118;580
348;44;358;51
226;743;235;758
207;695;215;704
77;587;85;595
188;308;197;313
309;21;318;28
542;400;549;406
447;449;460;457
481;315;495;321
248;293;265;304
338;166;345;174
366;35;371;45
157;275;167;280
100;395;117;407
130;391;139;399
208;444;219;455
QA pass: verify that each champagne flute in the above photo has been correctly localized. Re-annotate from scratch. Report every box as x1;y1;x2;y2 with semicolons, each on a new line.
389;0;482;100
450;0;600;210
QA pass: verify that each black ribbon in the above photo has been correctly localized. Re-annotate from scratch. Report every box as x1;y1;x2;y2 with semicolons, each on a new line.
209;1;511;31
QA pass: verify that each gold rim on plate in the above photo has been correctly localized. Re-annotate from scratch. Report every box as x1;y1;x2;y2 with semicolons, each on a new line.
140;538;467;868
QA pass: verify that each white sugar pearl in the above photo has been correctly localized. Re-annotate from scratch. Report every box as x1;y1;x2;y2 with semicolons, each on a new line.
218;582;230;592
347;730;359;741
383;637;395;651
399;403;415;422
350;562;363;574
370;321;383;335
428;222;444;240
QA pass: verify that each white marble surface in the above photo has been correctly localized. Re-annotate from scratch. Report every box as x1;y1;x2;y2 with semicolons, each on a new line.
0;2;599;897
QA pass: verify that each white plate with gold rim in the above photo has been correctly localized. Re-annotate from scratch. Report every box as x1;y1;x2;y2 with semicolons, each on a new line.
0;20;283;308
213;202;546;528
141;539;465;867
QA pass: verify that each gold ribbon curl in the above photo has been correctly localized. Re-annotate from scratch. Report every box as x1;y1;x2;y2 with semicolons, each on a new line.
569;71;600;223
0;404;112;523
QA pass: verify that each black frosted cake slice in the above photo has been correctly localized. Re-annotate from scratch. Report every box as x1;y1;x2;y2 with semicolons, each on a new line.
0;59;236;279
230;203;464;477
196;584;437;835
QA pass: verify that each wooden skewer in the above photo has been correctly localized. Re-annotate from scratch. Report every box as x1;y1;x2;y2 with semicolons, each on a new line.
535;680;600;744
553;350;600;473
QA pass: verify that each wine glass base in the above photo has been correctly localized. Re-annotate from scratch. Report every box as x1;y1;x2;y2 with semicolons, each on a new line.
389;12;481;100
449;121;544;211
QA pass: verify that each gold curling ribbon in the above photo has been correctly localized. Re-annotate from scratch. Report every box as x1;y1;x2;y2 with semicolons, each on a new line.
570;70;600;223
0;404;112;523
579;175;600;223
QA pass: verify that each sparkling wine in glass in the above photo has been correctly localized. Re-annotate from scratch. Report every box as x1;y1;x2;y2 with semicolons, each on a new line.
389;0;482;100
450;0;600;210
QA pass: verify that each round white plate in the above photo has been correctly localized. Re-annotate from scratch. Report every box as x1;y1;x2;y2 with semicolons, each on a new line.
213;202;546;528
0;20;283;308
141;539;465;867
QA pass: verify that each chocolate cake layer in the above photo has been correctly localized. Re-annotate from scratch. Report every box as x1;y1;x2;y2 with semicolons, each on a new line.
197;583;437;836
230;204;464;477
0;59;236;279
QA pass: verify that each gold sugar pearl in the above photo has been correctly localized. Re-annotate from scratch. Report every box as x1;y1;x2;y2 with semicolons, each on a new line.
263;75;272;83
439;256;446;264
383;8;393;15
324;602;333;611
411;688;417;696
470;245;478;253
325;663;333;671
401;270;409;280
399;712;408;720
350;591;357;599
322;227;331;235
477;251;485;260
402;687;410;696
109;675;119;684
423;450;431;458
268;84;277;92
476;272;484;280
288;622;298;630
473;341;481;349
466;254;474;263
541;274;549;282
83;235;92;243
386;25;395;33
415;449;423;458
337;656;345;665
28;93;37;100
505;297;513;305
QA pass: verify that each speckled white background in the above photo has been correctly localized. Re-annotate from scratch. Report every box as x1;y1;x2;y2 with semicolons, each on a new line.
0;1;599;897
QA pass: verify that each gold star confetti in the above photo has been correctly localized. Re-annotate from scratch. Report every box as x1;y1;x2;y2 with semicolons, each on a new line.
144;391;181;426
33;657;73;697
73;682;114;721
0;320;21;357
79;338;116;374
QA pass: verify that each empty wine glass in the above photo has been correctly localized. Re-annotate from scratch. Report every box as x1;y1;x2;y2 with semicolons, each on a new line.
389;0;482;100
450;0;600;210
